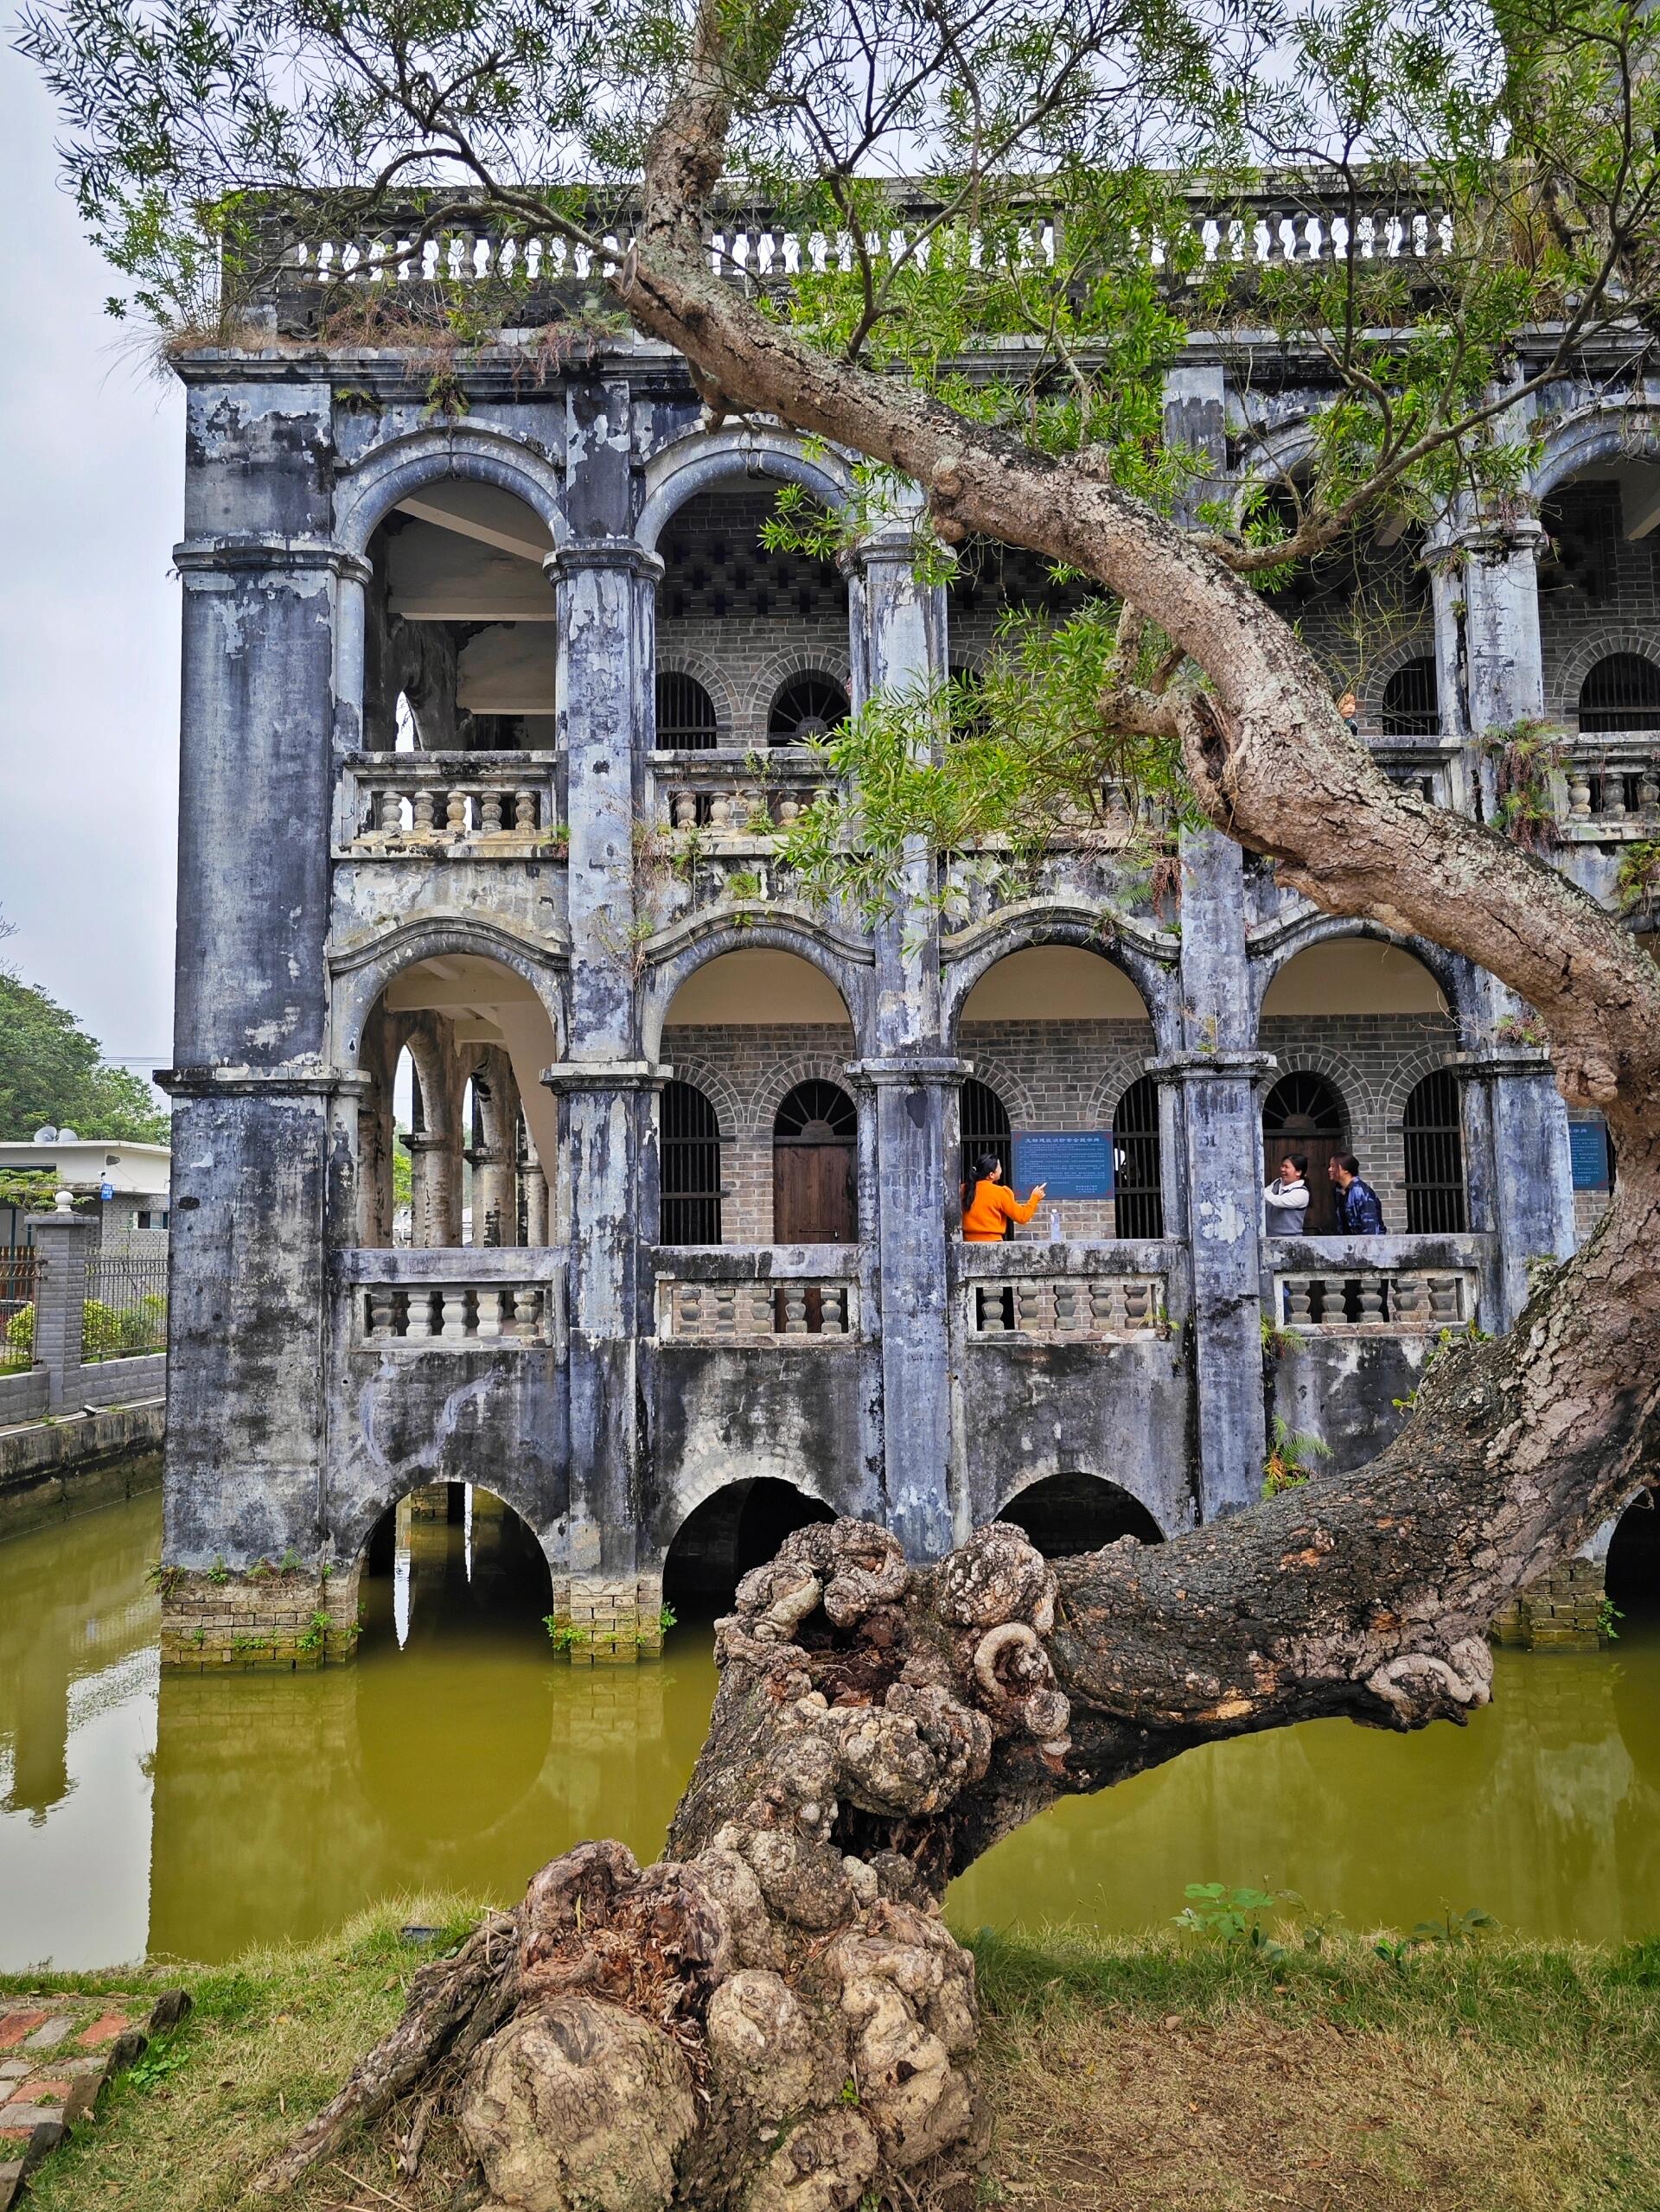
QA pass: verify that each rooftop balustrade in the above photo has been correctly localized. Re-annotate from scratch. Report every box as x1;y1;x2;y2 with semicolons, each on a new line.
335;753;564;858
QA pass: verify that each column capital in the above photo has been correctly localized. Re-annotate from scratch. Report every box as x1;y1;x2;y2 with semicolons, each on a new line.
546;539;664;584
1145;1050;1278;1083
1447;1046;1556;1080
540;1060;674;1094
1449;513;1546;563
156;1064;374;1098
399;1131;452;1155
842;1055;974;1088
173;536;373;583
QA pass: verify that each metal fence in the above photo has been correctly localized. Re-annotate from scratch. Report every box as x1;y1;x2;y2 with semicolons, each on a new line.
0;1249;41;1372
83;1250;169;1361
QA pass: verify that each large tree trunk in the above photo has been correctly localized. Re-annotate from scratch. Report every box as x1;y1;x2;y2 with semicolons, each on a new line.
262;43;1660;2207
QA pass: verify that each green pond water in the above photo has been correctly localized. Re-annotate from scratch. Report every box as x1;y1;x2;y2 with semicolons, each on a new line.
3;1482;1659;1972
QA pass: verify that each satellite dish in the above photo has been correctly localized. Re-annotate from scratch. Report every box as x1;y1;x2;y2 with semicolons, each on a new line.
56;1128;79;1142
32;1126;57;1144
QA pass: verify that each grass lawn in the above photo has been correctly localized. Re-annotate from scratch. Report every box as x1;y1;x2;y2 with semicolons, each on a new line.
7;1904;1659;2211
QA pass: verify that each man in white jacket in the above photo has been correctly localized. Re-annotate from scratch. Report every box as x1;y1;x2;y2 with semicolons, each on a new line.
1263;1153;1312;1236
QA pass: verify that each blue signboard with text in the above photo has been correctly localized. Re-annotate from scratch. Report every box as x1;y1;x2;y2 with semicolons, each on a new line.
1012;1131;1114;1201
1567;1115;1612;1191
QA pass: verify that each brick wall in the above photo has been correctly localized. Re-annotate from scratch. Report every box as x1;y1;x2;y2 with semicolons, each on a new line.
961;1017;1158;1239
663;1023;858;1242
1537;481;1660;717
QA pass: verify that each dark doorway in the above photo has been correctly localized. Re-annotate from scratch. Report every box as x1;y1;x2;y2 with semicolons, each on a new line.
662;1479;836;1616
1262;1071;1348;1233
773;1080;858;1243
1381;655;1440;736
1402;1068;1467;1233
1112;1074;1165;1238
1606;1495;1660;1622
661;1080;723;1245
961;1077;1012;1220
769;672;851;745
655;670;719;749
1579;652;1660;734
998;1474;1165;1558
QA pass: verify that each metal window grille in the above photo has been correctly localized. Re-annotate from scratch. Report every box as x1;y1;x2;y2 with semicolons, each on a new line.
0;1248;41;1373
1263;1070;1346;1136
774;1079;858;1141
654;671;719;750
81;1250;169;1361
1578;653;1660;734
661;1081;724;1245
1381;656;1440;736
1112;1075;1165;1239
960;1077;1012;1188
1401;1068;1467;1233
768;673;850;746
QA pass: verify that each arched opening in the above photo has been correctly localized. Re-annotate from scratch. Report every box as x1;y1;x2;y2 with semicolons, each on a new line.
1261;938;1453;1231
654;670;719;750
997;1474;1164;1558
356;952;560;1253
661;1080;724;1245
359;1483;554;1654
1606;1494;1660;1622
656;484;847;750
769;671;851;746
1261;1071;1348;1234
773;1079;859;1244
1578;652;1660;734
1381;655;1440;736
1112;1075;1165;1239
662;1479;835;1618
1401;1068;1468;1233
957;946;1155;1240
659;948;856;1244
960;1075;1012;1200
363;476;558;754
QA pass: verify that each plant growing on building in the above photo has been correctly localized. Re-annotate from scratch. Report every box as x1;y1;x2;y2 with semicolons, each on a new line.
1616;840;1660;921
1479;721;1567;851
542;1616;588;1653
1261;1416;1332;1496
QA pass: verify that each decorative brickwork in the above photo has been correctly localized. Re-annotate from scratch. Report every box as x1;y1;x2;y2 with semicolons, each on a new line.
0;1989;189;2209
1490;1553;1608;1650
1259;1015;1461;1223
546;1573;667;1664
159;1561;362;1670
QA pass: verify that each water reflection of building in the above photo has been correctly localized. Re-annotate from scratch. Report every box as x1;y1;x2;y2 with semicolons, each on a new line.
154;192;1658;1665
0;1496;156;1822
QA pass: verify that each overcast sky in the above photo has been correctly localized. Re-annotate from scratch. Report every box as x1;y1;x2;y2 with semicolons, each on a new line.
1;47;182;1076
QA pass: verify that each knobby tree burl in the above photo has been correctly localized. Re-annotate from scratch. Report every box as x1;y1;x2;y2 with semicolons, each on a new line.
21;0;1660;2193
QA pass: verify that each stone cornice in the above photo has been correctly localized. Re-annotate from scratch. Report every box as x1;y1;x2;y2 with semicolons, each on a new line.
174;536;372;583
540;1061;673;1093
156;1065;374;1097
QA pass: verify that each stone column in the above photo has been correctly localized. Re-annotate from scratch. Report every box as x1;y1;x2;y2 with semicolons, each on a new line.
469;1146;516;1246
1454;1041;1575;1331
404;1131;460;1248
157;378;361;1661
522;1160;550;1247
844;502;961;1560
543;382;665;1647
1455;513;1547;742
26;1208;95;1411
1162;830;1274;1518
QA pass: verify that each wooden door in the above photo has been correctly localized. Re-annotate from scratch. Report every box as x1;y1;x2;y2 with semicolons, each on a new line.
773;1143;857;1242
1262;1135;1342;1233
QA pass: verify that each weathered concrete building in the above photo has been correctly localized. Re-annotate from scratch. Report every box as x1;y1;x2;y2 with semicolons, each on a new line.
154;185;1657;1663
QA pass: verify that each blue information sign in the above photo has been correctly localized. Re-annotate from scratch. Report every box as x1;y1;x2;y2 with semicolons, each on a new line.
1567;1115;1612;1191
1012;1131;1114;1200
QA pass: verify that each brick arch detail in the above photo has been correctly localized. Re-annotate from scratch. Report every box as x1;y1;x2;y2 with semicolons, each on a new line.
756;644;855;723
1259;1049;1368;1131
1546;628;1660;721
954;1055;1038;1131
652;649;743;741
1380;1045;1464;1128
1362;631;1440;727
661;1057;745;1143
754;1055;864;1138
1088;1059;1165;1130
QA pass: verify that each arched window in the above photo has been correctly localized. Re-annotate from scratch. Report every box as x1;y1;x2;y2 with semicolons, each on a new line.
1381;656;1440;736
661;1081;723;1245
961;1076;1012;1192
1578;652;1660;733
773;1080;858;1242
1262;1071;1348;1234
769;673;850;746
654;670;719;750
1401;1069;1466;1233
1112;1075;1165;1239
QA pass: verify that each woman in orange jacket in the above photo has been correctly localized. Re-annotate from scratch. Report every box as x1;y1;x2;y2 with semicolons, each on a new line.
961;1152;1047;1240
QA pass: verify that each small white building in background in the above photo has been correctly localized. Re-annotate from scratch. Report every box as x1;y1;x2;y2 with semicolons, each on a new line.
0;1134;172;1253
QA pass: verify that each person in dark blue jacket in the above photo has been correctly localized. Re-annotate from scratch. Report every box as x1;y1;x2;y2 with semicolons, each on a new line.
1329;1153;1385;1234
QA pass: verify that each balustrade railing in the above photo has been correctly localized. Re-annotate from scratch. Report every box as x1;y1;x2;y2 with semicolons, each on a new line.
655;753;831;837
336;753;563;857
246;177;1460;331
1367;736;1460;809
959;1244;1173;1341
1265;1236;1483;1333
1561;737;1660;838
654;1247;861;1340
339;1249;565;1347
